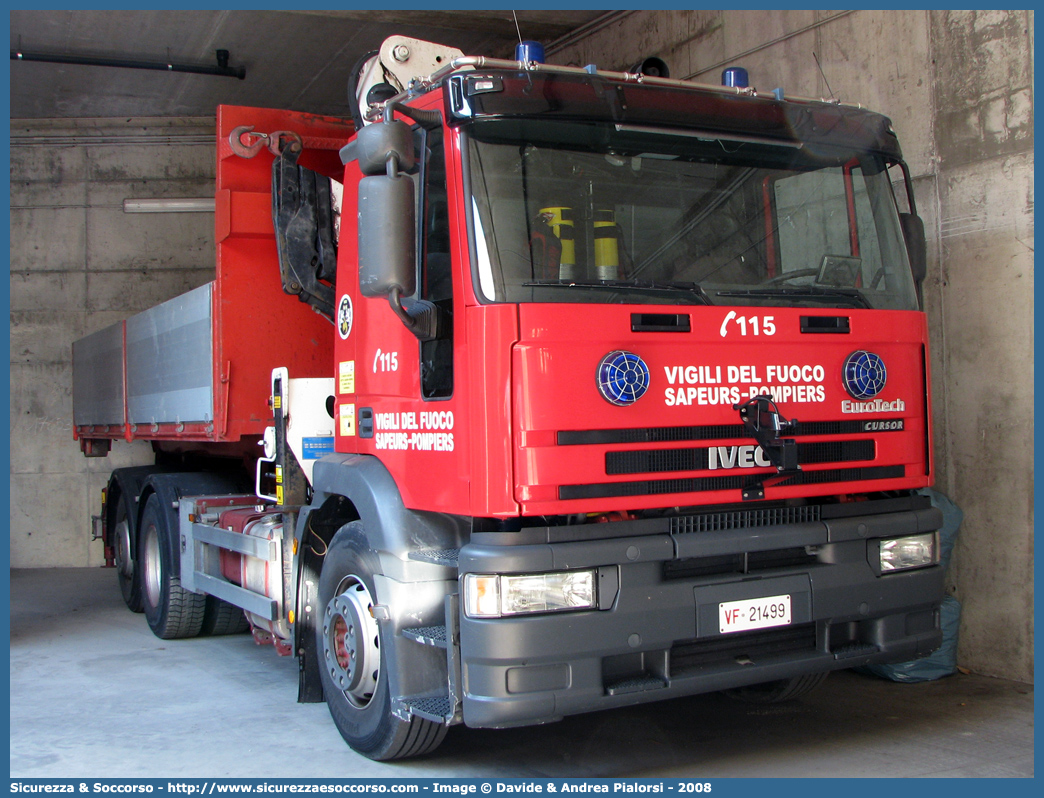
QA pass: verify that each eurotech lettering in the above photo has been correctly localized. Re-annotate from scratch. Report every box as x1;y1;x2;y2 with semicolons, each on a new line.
842;398;906;414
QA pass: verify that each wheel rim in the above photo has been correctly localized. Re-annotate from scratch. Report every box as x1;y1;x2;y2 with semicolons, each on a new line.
322;575;380;708
141;524;162;610
115;519;133;579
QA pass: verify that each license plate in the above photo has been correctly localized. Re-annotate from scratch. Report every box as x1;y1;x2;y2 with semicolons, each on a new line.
719;594;792;634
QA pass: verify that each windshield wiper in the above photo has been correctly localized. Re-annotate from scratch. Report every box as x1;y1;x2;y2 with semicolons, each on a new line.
523;278;712;304
714;286;871;309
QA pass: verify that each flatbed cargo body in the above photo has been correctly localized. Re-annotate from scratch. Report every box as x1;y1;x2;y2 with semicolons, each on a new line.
72;106;352;449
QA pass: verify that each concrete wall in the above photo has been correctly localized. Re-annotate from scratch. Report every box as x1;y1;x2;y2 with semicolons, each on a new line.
9;117;217;567
551;10;1034;683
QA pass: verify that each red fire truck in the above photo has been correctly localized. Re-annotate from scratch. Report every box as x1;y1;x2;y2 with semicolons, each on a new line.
73;38;944;760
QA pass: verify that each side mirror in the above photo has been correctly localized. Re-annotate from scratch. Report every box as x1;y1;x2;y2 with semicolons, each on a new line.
358;173;415;299
899;212;927;285
354;119;441;341
354;119;417;299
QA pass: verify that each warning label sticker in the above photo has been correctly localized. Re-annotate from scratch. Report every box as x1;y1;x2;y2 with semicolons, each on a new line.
339;360;355;394
339;403;356;437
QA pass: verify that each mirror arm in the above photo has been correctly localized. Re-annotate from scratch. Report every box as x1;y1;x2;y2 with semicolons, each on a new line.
388;287;442;342
387;286;417;330
897;160;918;216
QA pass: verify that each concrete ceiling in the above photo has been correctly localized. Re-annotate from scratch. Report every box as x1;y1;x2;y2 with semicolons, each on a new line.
10;9;612;119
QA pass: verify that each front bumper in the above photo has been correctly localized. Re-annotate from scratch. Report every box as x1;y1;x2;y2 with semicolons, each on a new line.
458;499;944;728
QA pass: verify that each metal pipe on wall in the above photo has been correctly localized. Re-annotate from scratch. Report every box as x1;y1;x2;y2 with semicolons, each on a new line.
11;49;245;79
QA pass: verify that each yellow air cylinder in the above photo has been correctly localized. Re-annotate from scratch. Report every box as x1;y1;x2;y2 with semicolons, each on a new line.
593;209;620;280
539;206;575;280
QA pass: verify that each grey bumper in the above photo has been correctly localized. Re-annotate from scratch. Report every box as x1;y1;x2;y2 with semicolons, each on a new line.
458;504;945;728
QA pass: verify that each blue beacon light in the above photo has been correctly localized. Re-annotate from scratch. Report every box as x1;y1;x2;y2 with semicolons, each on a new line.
721;67;749;88
515;41;545;64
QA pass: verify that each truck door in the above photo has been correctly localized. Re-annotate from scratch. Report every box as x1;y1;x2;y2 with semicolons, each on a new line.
338;120;470;513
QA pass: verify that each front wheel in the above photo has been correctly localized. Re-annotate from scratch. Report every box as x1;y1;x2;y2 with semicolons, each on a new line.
317;522;447;760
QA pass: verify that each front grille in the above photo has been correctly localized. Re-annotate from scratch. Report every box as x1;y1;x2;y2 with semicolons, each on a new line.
559;465;905;500
671;504;820;534
671;624;818;674
607;440;875;475
559;420;869;446
663;547;818;580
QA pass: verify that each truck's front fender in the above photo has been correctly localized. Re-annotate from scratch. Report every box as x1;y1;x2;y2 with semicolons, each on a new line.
305;453;466;718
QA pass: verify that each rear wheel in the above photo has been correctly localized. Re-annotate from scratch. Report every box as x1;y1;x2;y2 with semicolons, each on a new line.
138;493;206;639
317;521;447;760
201;596;250;636
112;492;143;613
724;672;829;704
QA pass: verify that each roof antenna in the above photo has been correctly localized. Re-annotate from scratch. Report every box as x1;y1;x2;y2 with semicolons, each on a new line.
512;10;523;47
812;51;837;101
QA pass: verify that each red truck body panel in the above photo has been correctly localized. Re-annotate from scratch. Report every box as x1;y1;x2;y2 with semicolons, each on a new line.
512;304;931;515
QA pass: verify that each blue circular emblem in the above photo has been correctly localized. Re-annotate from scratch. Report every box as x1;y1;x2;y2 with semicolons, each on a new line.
843;351;887;400
597;351;650;406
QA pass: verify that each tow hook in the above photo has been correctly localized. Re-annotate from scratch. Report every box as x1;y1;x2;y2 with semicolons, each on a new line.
229;126;303;158
733;394;801;500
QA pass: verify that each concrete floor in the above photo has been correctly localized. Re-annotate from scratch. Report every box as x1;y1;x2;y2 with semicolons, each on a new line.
9;568;1034;779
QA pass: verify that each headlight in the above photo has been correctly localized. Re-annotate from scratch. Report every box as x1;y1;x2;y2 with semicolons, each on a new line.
464;570;597;618
879;532;938;573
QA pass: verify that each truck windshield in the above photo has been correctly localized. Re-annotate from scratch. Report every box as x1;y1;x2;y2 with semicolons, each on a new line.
465;119;918;310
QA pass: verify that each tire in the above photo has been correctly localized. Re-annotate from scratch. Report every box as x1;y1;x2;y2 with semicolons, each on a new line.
138;493;206;639
724;671;829;704
317;521;447;760
201;596;250;636
112;491;143;613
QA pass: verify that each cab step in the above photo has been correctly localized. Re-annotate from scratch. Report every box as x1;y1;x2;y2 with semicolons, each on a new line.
408;548;459;567
402;625;449;648
403;694;454;723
